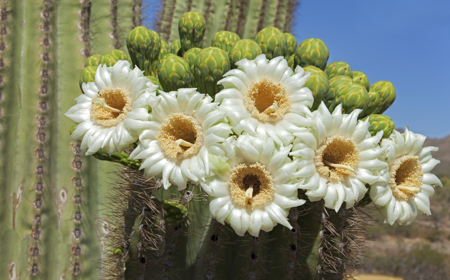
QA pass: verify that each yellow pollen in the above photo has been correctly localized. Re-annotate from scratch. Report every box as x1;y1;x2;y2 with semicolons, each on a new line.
244;78;290;123
228;162;274;209
389;155;423;201
157;113;204;161
90;87;132;127
315;136;359;183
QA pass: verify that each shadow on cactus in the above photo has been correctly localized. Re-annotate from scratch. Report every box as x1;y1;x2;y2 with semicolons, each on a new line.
65;12;443;280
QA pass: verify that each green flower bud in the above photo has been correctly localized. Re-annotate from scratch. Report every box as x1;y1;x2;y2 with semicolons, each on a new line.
370;81;396;115
183;48;202;87
179;12;206;54
325;61;353;78
126;26;161;75
79;66;98;91
170;39;182;56
107;49;129;62
325;76;353;112
287;54;295;71
85;54;102;67
294;38;329;70
229;39;262;69
99;54;119;67
193;47;230;98
113;248;122;255
352;71;370;91
211;31;240;54
158;54;192;91
284;32;297;59
303;66;330;111
362;114;395;138
254;27;287;59
163;200;188;225
336;83;369;115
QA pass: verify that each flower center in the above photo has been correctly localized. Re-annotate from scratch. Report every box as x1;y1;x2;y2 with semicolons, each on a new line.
157;113;204;161
315;136;359;183
90;87;132;127
228;162;274;209
389;155;423;201
244;78;290;123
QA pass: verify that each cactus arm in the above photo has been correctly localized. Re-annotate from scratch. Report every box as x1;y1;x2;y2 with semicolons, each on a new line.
257;0;277;32
223;0;240;32
242;0;263;39
167;0;188;44
274;0;288;31
202;0;231;48
190;0;206;14
117;0;136;51
283;0;296;32
158;0;177;42
89;0;115;54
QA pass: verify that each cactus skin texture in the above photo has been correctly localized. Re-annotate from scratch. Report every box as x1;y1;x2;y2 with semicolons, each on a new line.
352;70;370;91
303;66;330;111
171;39;183;56
294;38;329;70
362;114;395;138
229;39;262;69
325;61;353;78
179;12;206;54
211;31;241;53
193;47;231;98
126;26;161;75
255;27;287;59
284;32;297;58
370;81;397;114
158;54;193;91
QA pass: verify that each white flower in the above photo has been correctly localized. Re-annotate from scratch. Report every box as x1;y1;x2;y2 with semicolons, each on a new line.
290;103;388;212
370;128;442;225
66;61;156;155
201;134;305;237
216;54;314;146
130;88;231;190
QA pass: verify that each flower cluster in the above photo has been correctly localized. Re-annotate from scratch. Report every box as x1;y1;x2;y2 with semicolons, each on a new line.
67;55;442;236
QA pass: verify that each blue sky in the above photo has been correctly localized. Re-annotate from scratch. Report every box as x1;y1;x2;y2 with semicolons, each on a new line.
144;0;450;138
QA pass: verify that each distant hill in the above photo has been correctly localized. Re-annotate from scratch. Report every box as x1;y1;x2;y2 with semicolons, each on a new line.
396;128;450;177
424;134;450;177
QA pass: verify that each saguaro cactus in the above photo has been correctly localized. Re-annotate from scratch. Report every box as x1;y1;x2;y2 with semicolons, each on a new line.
0;0;139;278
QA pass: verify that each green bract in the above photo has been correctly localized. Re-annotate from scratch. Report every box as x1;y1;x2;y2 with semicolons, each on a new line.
303;65;330;111
284;32;297;59
352;70;370;91
157;54;193;91
294;38;329;70
211;31;240;53
325;61;353;78
193;47;230;97
126;26;161;75
362;114;395;138
254;26;287;59
228;39;262;69
178;12;206;54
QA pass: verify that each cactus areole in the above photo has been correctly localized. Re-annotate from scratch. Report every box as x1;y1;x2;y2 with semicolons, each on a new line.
63;12;443;280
